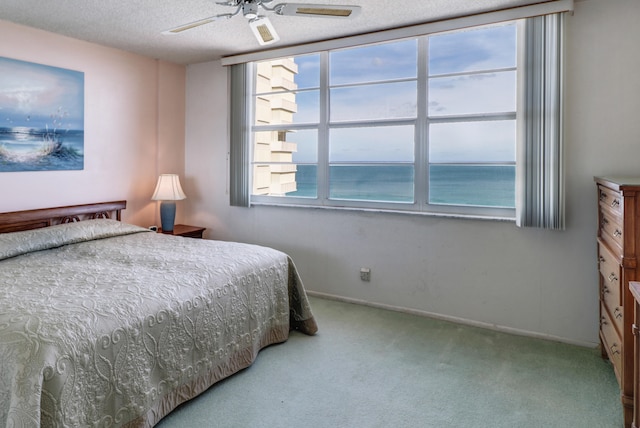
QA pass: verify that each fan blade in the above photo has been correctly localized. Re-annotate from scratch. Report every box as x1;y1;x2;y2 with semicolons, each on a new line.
249;17;280;45
274;3;361;18
162;14;232;35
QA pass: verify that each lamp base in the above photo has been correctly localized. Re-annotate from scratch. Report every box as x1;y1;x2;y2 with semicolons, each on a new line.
159;201;177;232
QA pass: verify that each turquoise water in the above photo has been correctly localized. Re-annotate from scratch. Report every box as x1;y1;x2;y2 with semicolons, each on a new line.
286;164;515;208
0;127;84;172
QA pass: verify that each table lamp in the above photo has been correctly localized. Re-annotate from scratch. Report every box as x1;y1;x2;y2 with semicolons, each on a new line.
151;174;186;232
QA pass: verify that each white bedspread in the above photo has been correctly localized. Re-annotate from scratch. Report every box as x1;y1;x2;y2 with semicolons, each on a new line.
0;220;316;427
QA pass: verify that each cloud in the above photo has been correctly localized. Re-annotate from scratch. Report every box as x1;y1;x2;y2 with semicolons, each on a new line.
258;22;517;165
429;120;515;163
329;125;414;162
429;72;516;116
429;23;517;75
0;57;83;129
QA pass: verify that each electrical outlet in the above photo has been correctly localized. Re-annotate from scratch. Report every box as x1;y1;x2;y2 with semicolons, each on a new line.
360;267;371;282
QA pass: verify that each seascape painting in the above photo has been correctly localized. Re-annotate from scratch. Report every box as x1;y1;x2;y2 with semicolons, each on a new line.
0;57;84;172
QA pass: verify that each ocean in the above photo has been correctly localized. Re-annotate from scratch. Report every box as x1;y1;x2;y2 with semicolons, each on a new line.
286;164;515;208
0;127;84;172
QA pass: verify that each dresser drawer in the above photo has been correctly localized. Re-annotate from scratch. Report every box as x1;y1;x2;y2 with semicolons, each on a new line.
599;246;624;336
599;243;622;305
600;303;622;383
601;287;624;337
599;185;623;218
599;211;624;257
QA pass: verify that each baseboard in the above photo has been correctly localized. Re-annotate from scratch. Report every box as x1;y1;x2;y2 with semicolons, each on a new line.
306;290;598;349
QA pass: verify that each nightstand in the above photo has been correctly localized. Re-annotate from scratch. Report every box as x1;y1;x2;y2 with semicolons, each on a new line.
158;224;206;239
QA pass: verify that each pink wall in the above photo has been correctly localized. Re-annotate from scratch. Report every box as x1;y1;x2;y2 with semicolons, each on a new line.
0;20;186;227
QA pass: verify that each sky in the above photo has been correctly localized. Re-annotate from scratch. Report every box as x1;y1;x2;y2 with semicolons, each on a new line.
257;22;518;165
0;57;84;131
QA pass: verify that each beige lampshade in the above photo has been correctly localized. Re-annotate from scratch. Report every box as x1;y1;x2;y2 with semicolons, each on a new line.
151;174;187;201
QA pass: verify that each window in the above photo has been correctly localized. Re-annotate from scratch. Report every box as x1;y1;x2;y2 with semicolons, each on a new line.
427;24;516;212
234;7;566;227
249;22;518;218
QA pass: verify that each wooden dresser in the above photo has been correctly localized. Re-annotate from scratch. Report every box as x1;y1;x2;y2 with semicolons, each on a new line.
595;176;640;428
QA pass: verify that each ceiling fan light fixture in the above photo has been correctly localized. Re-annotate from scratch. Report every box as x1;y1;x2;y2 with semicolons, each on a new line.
243;2;260;19
249;17;280;45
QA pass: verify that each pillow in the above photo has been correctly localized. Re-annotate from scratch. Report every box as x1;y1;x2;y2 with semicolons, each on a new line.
0;219;151;261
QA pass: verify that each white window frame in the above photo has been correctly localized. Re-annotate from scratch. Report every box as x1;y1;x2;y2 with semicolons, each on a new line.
249;25;519;219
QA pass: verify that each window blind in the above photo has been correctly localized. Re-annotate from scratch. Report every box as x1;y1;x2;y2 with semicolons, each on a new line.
516;13;564;229
229;63;251;207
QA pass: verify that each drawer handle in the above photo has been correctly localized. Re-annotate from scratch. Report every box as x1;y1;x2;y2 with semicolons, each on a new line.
602;218;609;226
601;316;608;326
599;256;606;263
608;273;618;282
610;344;620;355
602;285;610;297
611;199;620;208
614;229;622;237
615;307;623;319
600;192;608;201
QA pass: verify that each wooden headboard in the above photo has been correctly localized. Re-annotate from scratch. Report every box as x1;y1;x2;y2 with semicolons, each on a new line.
0;201;127;233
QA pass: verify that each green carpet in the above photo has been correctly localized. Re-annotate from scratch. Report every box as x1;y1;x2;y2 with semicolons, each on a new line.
157;296;621;427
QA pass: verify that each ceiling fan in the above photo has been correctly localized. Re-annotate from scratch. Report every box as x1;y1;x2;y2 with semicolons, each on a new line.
163;0;361;46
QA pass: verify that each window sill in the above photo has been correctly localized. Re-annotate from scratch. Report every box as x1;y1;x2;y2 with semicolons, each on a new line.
249;201;516;222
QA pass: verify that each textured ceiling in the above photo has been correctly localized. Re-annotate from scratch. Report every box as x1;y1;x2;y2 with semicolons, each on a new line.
1;0;546;65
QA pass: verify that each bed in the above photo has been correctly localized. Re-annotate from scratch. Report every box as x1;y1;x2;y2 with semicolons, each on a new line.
0;201;317;427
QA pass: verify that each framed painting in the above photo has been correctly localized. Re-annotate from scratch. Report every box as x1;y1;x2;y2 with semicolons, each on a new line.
0;57;84;172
